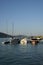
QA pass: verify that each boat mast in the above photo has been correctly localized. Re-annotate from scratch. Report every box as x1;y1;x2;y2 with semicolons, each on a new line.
12;21;14;38
5;18;8;39
6;19;8;34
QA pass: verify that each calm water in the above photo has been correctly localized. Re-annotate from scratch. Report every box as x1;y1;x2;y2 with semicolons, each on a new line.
0;38;43;65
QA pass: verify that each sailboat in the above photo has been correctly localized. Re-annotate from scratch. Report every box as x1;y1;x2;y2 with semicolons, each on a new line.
2;20;10;44
10;37;20;44
10;22;20;44
2;21;20;45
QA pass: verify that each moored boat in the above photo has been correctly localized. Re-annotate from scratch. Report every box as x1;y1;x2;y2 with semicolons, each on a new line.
2;41;10;44
20;38;27;45
30;38;39;45
10;38;20;44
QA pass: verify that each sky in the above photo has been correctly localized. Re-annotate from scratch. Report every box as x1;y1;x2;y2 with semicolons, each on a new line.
0;0;43;36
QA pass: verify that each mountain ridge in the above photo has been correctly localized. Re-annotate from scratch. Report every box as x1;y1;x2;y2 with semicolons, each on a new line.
0;32;12;38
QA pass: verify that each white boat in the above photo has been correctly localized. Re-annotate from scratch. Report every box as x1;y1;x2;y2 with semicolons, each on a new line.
20;38;27;45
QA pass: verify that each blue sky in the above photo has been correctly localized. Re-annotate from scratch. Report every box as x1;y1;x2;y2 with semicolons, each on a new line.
0;0;43;36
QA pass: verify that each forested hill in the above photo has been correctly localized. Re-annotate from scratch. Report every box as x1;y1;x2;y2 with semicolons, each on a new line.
0;32;12;38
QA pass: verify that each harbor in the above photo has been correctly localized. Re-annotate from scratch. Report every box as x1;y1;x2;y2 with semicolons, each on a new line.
1;34;43;45
0;38;43;65
0;0;43;65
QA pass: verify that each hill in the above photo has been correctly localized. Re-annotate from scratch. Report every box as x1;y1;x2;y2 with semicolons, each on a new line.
0;32;12;38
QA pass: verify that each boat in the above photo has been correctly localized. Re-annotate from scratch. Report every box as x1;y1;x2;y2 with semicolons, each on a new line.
30;38;39;45
2;41;10;44
10;38;20;44
20;38;27;45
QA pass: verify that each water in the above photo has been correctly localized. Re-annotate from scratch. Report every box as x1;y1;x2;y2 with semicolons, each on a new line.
0;38;43;65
